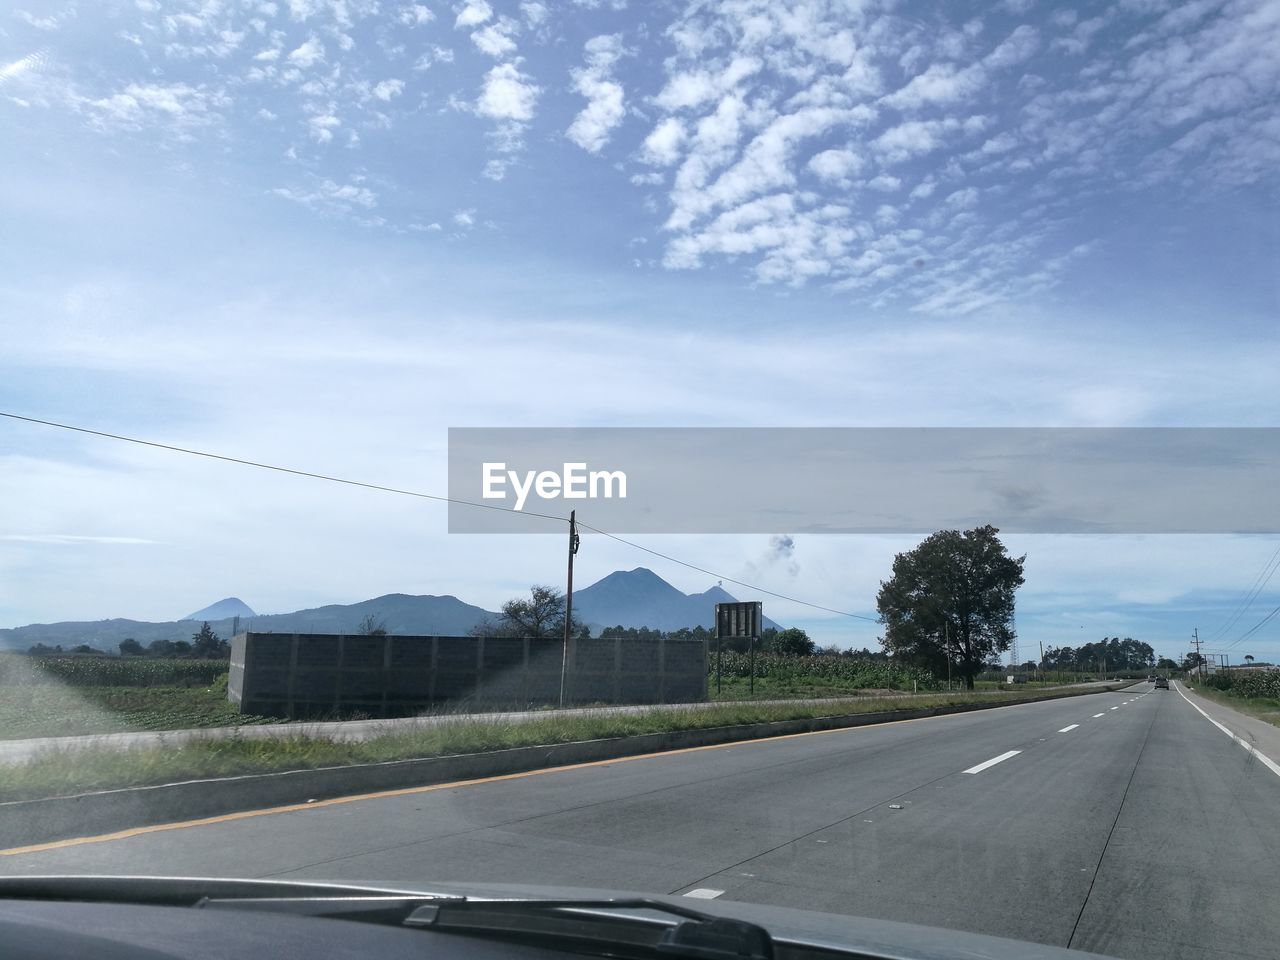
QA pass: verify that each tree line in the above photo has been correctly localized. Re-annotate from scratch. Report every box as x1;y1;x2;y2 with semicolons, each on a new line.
27;621;231;660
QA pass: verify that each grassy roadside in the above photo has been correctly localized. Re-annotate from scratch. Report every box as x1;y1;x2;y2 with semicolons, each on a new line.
1179;681;1280;729
2;683;1130;804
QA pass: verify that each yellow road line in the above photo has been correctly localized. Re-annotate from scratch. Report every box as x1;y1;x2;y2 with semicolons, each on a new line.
1;711;948;858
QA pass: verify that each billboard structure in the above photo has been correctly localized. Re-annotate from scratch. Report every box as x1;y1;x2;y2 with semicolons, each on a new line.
714;601;763;695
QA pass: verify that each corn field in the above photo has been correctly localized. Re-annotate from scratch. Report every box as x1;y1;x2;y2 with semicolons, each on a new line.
0;654;227;688
709;652;939;690
1202;669;1280;699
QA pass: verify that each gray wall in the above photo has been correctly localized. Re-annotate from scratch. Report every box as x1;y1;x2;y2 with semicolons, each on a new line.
229;632;707;718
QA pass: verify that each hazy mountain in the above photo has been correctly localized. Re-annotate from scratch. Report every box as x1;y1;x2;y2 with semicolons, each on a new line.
573;568;782;632
183;597;256;622
0;569;782;651
244;594;493;636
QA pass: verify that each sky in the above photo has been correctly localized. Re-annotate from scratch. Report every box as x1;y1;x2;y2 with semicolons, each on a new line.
1;0;1278;665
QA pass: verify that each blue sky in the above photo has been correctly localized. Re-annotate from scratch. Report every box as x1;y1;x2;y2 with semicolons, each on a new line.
1;0;1278;664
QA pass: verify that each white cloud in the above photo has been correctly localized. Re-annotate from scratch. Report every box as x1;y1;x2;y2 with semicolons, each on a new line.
655;57;761;112
453;208;476;227
566;34;627;153
414;45;455;70
398;4;435;26
454;0;492;28
472;17;519;57
867;174;902;192
882;62;986;111
307;113;340;142
807;148;864;185
984;25;1040;68
287;36;325;68
520;1;547;26
641;117;686;166
372;79;405;101
287;0;321;21
872;116;986;163
273;178;377;214
476;62;539;122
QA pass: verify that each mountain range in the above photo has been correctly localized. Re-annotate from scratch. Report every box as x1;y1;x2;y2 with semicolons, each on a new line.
0;568;781;651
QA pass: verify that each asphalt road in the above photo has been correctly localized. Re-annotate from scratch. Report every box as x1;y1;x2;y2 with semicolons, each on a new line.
3;683;1277;960
0;683;1120;765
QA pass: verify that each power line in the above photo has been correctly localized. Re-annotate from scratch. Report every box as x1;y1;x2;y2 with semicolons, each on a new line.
0;411;568;524
1;411;877;623
1210;542;1280;642
1227;603;1280;649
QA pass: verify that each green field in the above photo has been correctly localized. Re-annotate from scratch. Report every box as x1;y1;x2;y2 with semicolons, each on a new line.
0;654;275;740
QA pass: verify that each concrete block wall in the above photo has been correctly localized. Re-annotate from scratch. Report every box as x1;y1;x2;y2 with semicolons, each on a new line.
229;632;707;718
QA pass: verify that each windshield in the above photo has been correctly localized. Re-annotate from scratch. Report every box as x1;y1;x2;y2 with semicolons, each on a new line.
2;3;1278;960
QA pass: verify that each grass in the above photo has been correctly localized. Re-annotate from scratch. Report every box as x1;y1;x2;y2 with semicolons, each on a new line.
0;682;1133;804
1181;681;1280;729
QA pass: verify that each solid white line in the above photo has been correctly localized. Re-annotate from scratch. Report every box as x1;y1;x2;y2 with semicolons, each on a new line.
1092;713;1105;718
963;750;1021;774
684;889;724;899
1174;682;1280;780
1058;724;1079;733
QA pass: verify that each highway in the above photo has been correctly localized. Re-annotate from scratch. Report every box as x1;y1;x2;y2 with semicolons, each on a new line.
3;683;1278;960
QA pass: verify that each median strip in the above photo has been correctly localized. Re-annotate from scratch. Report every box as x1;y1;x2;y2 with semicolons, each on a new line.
963;750;1021;774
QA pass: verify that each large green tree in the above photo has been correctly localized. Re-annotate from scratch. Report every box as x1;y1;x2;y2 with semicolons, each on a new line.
876;525;1026;689
485;585;581;639
770;627;816;657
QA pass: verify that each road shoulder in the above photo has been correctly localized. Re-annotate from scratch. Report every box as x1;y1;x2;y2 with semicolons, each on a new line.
1174;681;1280;776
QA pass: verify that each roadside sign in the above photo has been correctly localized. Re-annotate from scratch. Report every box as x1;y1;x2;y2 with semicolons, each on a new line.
715;601;762;639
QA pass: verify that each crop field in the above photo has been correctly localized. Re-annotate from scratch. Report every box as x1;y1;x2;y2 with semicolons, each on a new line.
0;654;272;740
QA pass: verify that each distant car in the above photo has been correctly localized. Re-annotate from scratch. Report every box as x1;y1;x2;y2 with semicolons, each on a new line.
1155;677;1169;689
1147;675;1156;682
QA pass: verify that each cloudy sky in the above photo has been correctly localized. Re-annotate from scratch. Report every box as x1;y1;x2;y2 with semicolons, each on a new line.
2;0;1278;664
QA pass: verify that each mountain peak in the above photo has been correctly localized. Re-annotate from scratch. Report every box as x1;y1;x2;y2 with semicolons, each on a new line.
183;597;256;622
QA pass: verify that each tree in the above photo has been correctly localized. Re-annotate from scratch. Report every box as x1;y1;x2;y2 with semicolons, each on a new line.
771;627;816;657
357;614;388;637
119;638;144;657
1157;657;1178;671
493;585;579;639
876;525;1025;689
71;644;96;654
191;621;228;659
1183;652;1206;671
1245;655;1255;664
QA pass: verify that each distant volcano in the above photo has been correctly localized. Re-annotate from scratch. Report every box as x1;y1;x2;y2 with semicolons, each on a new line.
183;597;257;622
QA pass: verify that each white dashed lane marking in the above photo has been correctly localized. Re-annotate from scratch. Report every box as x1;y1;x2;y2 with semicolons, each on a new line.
963;750;1021;774
1093;713;1105;718
1058;724;1079;733
684;889;724;899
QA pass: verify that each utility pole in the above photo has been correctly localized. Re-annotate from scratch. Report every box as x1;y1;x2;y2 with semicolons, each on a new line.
945;620;951;690
1192;628;1202;681
1039;641;1044;686
558;510;580;709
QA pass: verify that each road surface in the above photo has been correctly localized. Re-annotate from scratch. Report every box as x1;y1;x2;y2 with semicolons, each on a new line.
0;683;1120;765
3;682;1277;959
